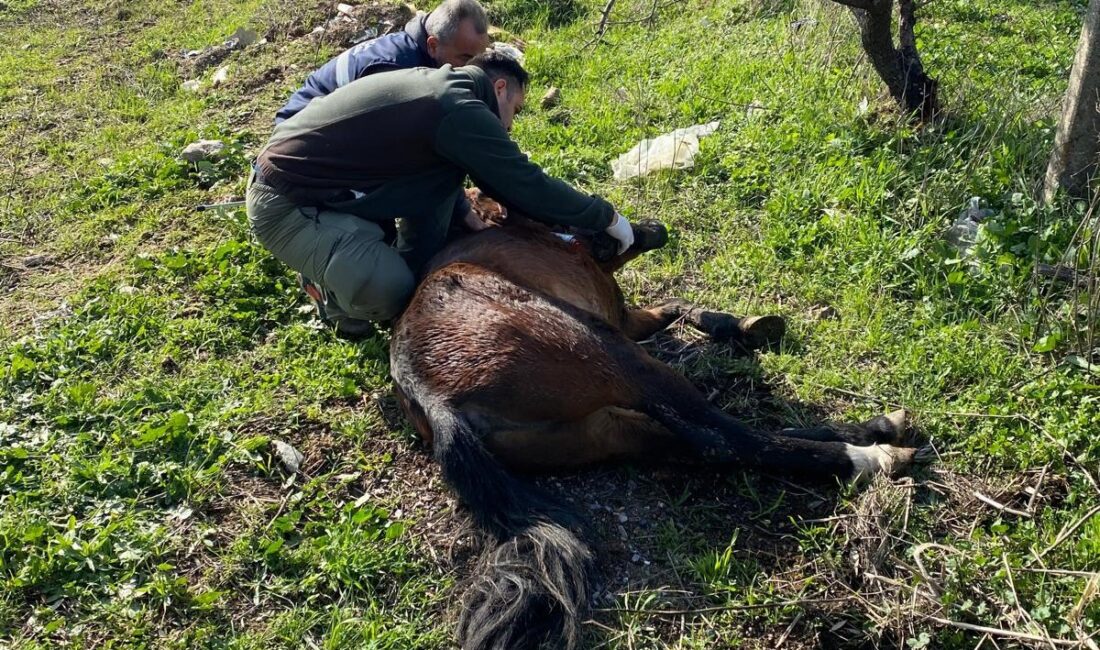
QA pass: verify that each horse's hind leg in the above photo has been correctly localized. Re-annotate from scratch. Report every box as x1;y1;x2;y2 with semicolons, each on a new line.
619;354;917;481
775;410;914;447
482;345;917;480
485;407;677;473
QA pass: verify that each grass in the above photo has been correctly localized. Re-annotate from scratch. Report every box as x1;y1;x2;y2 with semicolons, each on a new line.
1;0;1099;647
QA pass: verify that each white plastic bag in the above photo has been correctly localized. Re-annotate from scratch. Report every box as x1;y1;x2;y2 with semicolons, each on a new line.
610;121;720;180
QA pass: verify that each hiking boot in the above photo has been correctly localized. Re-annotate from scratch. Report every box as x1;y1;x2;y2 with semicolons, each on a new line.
298;273;376;341
332;316;376;341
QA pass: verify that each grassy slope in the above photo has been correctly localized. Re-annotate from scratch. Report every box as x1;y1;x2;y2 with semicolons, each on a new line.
1;0;1098;647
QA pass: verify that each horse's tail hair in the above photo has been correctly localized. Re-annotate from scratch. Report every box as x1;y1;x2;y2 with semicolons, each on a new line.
427;403;592;650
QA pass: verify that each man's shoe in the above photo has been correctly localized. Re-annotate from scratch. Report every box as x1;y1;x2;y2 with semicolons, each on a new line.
332;317;376;341
298;274;377;341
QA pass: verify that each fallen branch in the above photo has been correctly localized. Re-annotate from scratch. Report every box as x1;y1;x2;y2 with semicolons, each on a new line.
1037;262;1097;289
1039;504;1100;559
829;0;878;9
925;616;1082;647
974;491;1032;518
607;0;685;26
1017;568;1100;579
595;595;851;616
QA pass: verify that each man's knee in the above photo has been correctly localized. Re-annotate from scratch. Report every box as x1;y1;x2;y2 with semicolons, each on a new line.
345;263;415;321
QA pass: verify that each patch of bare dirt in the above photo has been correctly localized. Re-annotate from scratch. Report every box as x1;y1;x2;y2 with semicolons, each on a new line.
259;0;414;46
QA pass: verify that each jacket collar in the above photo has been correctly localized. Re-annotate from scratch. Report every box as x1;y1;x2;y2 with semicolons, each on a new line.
458;65;500;117
404;12;436;67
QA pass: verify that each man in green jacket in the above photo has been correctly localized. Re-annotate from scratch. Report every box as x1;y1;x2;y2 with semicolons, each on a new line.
247;51;634;336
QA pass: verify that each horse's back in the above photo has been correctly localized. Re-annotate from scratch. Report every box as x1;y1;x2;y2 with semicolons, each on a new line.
391;258;639;425
421;223;624;324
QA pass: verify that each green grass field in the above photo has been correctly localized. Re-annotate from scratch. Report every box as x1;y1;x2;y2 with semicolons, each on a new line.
2;0;1099;647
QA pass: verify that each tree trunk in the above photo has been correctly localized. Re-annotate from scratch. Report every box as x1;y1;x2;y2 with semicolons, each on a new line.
1044;0;1100;203
837;0;939;120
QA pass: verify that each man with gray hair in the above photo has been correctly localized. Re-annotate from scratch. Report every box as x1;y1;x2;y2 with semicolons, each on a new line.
271;0;493;332
274;0;491;123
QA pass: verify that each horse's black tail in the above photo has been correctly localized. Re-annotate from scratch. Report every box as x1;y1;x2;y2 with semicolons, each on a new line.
426;404;593;650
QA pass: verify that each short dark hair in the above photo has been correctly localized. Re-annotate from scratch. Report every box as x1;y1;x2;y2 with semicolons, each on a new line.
426;0;489;42
468;50;530;95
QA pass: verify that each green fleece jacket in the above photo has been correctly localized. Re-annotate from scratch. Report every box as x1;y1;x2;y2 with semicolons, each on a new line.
255;65;615;231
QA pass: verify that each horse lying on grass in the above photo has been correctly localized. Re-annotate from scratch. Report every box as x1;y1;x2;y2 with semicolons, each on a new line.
389;204;925;650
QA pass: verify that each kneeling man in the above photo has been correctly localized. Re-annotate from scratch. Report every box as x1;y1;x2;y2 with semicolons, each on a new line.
248;52;634;336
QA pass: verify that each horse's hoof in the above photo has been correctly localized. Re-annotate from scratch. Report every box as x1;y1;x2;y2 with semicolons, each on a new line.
738;315;786;349
847;443;917;481
860;409;910;445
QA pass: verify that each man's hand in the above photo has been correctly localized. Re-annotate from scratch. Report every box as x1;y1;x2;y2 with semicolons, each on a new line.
604;212;635;255
462;207;499;232
462;188;508;232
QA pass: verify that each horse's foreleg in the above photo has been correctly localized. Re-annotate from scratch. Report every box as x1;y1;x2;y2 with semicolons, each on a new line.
619;299;786;349
619;300;689;340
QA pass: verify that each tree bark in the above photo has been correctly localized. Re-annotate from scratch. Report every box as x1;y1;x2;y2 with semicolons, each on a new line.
838;0;939;120
1043;0;1100;203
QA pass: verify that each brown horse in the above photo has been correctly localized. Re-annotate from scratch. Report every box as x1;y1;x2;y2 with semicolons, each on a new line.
389;205;922;650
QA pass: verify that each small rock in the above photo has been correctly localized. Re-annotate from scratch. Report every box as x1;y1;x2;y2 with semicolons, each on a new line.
212;66;229;87
22;254;50;268
810;304;838;321
311;26;326;35
21;43;31;51
617;513;628;523
272;439;304;473
169;504;194;521
180;139;225;163
541;86;561;109
349;27;379;44
337;2;356;16
181;79;201;92
490;41;524;63
631;553;643;563
547;108;571;126
790;17;817;32
230;26;259;48
745;101;768;119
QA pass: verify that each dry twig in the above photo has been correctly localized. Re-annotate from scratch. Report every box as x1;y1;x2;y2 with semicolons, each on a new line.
925;616;1081;647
